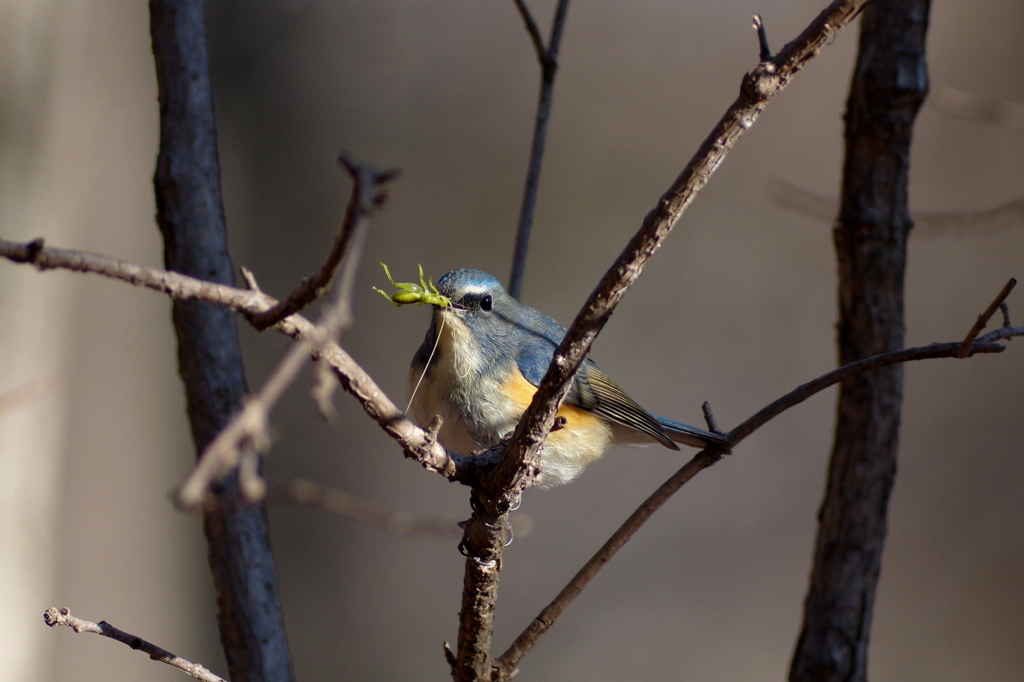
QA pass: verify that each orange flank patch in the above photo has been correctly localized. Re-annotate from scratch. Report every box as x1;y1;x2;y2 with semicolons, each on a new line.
502;369;542;411
503;366;614;485
551;401;607;438
503;367;607;434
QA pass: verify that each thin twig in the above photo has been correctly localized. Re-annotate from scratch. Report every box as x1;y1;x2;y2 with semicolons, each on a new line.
546;0;571;72
312;360;339;421
930;86;1024;130
247;154;400;331
497;448;718;672
44;607;225;682
729;337;1011;443
511;0;546;65
507;0;572;300
957;277;1016;357
0;238;469;482
311;156;385;405
701;401;721;435
175;158;394;508
267;478;461;537
753;15;772;62
767;179;1024;236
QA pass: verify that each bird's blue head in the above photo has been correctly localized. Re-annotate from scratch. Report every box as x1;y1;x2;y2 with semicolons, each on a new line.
425;269;567;367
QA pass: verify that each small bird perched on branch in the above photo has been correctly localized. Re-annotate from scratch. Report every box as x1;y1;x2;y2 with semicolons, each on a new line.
405;268;730;487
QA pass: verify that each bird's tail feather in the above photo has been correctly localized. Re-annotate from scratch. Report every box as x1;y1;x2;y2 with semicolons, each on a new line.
653;414;732;451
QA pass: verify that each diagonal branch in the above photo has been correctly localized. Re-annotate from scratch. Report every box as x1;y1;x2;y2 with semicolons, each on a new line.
464;2;874;679
496;286;1022;674
44;607;225;682
175;157;394;508
958;277;1016;357
246;154;399;331
266;478;462;537
0;236;470;484
510;0;546;65
497;0;873;508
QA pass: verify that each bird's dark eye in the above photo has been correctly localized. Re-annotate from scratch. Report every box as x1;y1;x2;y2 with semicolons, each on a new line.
480;295;493;312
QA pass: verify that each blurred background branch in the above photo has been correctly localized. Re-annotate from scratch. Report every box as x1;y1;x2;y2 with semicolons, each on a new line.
507;0;571;300
150;0;292;678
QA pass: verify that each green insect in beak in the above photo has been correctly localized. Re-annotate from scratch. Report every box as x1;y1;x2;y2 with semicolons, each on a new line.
373;262;451;308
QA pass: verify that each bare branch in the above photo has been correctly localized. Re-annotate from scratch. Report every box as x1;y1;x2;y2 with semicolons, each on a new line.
497;293;1022;673
496;448;717;672
0;238;269;311
149;0;292;673
473;6;877;674
246;153;399;331
931;85;1024;130
792;1;930;673
958;277;1017;357
508;0;572;300
312;359;340;421
0;237;470;485
497;0;873;506
44;607;225;682
175;156;390;508
701;401;722;435
730;337;1011;444
265;479;461;537
768;179;1024;236
546;0;571;72
753;15;772;62
510;0;546;65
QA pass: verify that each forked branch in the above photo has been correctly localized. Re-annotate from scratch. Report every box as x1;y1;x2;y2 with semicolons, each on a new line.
246;153;399;331
0;236;470;486
176;156;396;508
495;280;1022;674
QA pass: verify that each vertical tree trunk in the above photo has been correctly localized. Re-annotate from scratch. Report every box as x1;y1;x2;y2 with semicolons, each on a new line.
789;1;930;680
150;1;293;680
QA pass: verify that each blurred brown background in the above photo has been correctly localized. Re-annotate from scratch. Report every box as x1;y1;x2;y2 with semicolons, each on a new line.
1;0;1022;680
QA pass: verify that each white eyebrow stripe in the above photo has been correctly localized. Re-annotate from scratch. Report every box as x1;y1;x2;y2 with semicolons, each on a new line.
456;284;490;296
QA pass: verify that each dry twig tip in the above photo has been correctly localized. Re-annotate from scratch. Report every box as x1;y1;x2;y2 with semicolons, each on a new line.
958;277;1016;357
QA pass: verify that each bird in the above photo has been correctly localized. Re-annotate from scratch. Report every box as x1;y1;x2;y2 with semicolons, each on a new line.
407;269;731;487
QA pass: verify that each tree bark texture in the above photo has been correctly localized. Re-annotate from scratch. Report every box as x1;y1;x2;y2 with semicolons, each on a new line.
149;2;293;680
789;1;930;681
455;492;506;682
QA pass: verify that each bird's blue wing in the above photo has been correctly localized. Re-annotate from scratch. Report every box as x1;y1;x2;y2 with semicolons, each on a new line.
514;336;678;449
